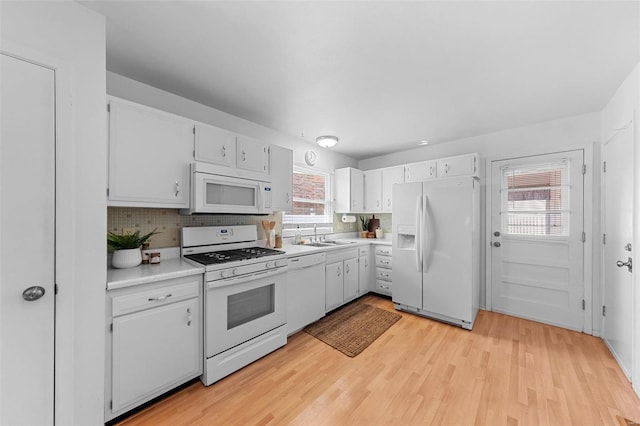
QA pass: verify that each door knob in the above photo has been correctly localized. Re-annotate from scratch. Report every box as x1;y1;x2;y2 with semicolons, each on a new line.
493;242;501;247
493;231;500;237
624;243;632;252
616;257;632;272
22;286;45;301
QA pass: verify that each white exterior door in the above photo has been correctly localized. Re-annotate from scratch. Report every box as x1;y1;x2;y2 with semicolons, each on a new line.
0;53;55;424
603;121;634;379
490;150;585;331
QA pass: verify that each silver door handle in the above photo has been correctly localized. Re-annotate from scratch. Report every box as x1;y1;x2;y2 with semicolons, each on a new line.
148;293;172;302
493;242;501;247
222;145;227;157
175;181;180;197
616;257;632;272
22;286;45;301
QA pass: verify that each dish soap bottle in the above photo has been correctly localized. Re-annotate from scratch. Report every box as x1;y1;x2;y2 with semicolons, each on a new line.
294;225;302;245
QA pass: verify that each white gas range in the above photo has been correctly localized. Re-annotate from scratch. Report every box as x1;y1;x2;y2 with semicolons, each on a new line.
181;225;288;386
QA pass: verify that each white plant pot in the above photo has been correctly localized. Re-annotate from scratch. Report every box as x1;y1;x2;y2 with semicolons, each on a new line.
112;247;142;269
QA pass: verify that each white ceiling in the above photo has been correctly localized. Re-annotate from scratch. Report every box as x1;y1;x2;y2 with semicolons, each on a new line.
81;1;639;160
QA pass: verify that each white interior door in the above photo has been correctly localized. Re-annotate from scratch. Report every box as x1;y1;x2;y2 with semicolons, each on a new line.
491;150;585;331
0;53;55;424
603;121;634;379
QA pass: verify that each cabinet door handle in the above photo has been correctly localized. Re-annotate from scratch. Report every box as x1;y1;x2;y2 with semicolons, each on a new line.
148;293;172;302
175;181;180;197
187;307;192;326
337;267;341;277
286;192;290;203
387;199;391;207
222;145;227;157
377;200;380;207
346;265;350;274
242;150;246;162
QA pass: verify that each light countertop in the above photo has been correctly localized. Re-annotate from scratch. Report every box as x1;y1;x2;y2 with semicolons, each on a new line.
107;258;204;290
106;238;391;290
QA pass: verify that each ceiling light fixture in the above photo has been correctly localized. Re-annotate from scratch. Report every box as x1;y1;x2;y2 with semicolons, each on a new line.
316;135;338;148
419;140;429;145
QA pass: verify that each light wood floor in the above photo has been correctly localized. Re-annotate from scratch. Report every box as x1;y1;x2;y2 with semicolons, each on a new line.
116;295;640;425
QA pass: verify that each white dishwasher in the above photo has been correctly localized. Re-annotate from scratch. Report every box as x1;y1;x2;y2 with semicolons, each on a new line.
286;252;326;335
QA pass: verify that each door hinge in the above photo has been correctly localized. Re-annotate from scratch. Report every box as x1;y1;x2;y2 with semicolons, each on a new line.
54;284;59;295
106;188;109;197
602;305;606;316
110;400;113;410
193;126;196;135
110;323;113;332
582;164;587;175
106;103;110;112
603;233;607;245
193;150;196;157
603;161;607;173
581;232;586;243
582;299;585;310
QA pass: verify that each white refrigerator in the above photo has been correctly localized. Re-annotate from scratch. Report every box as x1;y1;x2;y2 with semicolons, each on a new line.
392;177;480;330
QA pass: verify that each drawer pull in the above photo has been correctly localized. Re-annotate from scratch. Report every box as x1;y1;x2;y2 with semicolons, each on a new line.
148;293;172;302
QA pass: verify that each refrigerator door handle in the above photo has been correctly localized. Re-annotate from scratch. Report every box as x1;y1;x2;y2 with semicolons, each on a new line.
415;195;422;272
423;195;429;272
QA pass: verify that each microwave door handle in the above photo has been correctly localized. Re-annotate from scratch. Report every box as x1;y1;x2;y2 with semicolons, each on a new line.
257;184;264;211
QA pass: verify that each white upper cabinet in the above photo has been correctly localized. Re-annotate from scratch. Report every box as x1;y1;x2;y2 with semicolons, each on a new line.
363;169;382;213
334;167;364;213
194;123;236;168
405;160;437;182
382;166;404;212
269;145;293;212
107;97;191;208
437;153;478;178
236;134;268;175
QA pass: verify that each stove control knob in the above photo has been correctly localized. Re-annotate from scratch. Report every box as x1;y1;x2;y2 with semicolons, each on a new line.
221;270;230;278
265;262;273;269
274;260;281;267
232;268;239;276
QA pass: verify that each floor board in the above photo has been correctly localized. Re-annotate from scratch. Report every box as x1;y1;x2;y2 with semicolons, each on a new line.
116;295;640;425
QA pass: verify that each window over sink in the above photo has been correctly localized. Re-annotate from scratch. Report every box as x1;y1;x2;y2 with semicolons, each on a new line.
282;166;333;236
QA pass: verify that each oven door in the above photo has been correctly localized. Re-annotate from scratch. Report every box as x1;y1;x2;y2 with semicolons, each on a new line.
205;268;286;357
192;171;271;214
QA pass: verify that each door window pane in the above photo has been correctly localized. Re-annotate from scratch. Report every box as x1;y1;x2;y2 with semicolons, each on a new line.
501;161;570;236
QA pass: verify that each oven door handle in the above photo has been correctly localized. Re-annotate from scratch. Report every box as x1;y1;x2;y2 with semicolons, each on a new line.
207;267;287;289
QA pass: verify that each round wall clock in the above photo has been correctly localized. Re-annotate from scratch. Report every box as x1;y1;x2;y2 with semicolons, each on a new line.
304;150;318;166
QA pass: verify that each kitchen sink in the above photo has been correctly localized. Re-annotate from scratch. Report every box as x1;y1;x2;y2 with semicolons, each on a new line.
306;242;336;247
306;240;355;247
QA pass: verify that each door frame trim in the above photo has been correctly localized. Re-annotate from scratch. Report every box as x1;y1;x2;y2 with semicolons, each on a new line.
485;147;593;334
1;39;76;425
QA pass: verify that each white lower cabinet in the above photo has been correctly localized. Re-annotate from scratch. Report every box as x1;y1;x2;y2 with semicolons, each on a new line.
325;248;359;311
358;246;372;293
374;245;393;296
105;275;203;421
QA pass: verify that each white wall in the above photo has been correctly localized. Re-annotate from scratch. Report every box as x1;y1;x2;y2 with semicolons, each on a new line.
107;72;358;172
359;113;600;330
1;2;106;425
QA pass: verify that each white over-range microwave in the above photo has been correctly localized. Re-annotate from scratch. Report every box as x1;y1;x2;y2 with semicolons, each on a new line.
181;163;273;215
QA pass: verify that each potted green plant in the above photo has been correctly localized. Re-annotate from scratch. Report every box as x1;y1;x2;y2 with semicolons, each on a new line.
359;216;369;238
108;228;158;269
